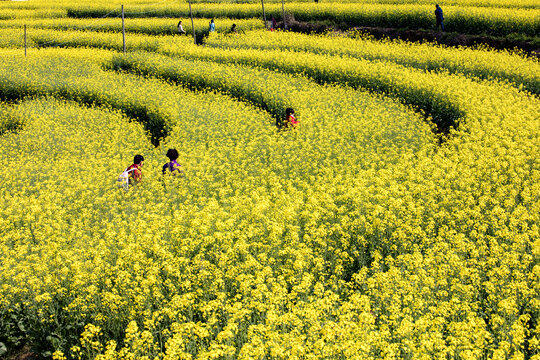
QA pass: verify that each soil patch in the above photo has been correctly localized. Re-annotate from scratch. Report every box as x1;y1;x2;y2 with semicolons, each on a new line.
278;18;540;57
352;27;540;57
3;346;41;360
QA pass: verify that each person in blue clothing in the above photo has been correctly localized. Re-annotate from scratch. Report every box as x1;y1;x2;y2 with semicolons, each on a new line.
209;18;215;32
162;148;185;177
435;4;445;31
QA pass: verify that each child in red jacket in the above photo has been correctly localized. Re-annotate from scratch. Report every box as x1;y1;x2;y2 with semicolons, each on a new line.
286;108;298;129
118;154;144;190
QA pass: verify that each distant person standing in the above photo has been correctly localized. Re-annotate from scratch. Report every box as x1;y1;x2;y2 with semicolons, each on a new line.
435;4;445;31
271;16;277;31
177;20;186;34
209;18;215;32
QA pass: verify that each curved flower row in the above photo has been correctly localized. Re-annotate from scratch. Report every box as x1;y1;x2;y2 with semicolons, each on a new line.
0;44;437;359
0;17;265;37
0;9;539;360
207;30;540;96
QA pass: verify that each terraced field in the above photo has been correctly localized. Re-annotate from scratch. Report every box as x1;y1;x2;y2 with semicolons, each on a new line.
0;0;539;359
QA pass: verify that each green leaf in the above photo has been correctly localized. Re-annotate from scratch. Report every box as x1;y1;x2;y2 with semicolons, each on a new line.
0;342;7;357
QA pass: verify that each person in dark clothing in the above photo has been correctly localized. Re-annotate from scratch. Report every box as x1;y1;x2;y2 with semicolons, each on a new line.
285;108;298;129
271;16;277;31
162;148;184;177
277;108;298;130
435;4;445;31
230;23;238;34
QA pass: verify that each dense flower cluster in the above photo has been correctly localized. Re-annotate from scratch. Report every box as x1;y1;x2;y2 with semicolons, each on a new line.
206;31;540;96
0;0;539;359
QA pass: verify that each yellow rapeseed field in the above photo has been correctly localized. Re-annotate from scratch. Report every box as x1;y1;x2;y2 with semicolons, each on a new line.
0;0;539;359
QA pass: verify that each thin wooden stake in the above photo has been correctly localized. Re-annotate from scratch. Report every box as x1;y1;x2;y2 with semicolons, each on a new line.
282;0;286;29
24;24;27;56
261;0;267;29
122;5;126;54
188;0;196;45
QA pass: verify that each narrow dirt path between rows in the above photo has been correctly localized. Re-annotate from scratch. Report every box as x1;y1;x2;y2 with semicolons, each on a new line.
279;20;540;57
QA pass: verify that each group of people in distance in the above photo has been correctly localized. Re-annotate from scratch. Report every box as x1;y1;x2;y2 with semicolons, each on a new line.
180;5;445;35
118;149;184;190
177;18;238;35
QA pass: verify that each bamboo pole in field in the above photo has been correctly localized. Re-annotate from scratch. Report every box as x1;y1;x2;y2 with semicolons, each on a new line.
24;24;27;56
281;0;286;29
261;0;267;29
122;5;126;54
188;0;196;45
